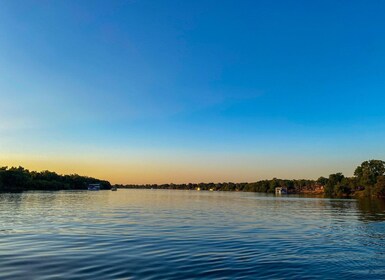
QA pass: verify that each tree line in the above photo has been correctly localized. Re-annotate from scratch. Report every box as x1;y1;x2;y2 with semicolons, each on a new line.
117;179;319;193
1;160;384;197
116;160;385;198
0;166;111;192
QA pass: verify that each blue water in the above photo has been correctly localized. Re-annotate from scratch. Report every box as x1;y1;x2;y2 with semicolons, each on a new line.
1;190;385;279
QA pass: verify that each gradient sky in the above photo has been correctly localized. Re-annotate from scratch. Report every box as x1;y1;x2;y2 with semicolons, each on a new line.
1;0;385;184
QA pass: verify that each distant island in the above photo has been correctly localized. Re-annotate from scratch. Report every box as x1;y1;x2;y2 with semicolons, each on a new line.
116;160;385;199
1;160;384;198
0;166;111;192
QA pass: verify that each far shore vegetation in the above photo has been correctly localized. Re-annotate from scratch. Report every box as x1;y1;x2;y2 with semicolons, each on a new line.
1;160;385;199
117;160;385;199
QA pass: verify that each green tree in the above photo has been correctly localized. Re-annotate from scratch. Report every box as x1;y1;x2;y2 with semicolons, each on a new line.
324;173;344;196
334;178;353;197
374;176;385;198
354;160;385;187
317;176;328;186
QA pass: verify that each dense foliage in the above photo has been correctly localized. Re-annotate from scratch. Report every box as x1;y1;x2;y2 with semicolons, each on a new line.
0;166;111;192
2;160;384;198
321;160;385;197
117;179;321;194
117;160;385;198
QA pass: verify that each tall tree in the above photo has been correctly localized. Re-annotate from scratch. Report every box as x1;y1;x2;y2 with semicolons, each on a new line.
354;160;385;187
324;173;344;196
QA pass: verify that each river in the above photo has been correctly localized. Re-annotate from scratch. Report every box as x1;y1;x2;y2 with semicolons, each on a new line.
1;189;384;279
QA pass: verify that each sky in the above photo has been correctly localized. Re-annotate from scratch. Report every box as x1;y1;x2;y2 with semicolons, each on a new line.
1;0;385;184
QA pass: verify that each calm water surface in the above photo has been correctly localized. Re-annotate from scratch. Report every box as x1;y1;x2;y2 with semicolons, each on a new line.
1;190;385;279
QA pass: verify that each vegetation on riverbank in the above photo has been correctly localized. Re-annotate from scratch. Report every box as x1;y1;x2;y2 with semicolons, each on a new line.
116;160;385;199
1;160;384;198
0;166;111;192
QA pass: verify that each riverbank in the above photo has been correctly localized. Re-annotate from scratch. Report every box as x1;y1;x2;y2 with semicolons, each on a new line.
0;166;111;192
2;159;384;199
116;160;385;199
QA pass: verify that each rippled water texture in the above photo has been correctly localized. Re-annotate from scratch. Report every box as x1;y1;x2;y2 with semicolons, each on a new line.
1;190;385;279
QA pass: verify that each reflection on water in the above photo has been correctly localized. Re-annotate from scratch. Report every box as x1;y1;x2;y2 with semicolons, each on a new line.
0;190;385;279
357;198;385;221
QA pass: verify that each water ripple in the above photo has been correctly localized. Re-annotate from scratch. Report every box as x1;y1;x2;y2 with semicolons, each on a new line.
0;190;385;279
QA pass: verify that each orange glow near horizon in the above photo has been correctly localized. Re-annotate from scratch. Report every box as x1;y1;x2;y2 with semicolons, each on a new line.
1;152;358;185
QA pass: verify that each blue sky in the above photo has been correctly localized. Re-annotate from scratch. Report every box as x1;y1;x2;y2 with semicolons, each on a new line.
1;0;385;183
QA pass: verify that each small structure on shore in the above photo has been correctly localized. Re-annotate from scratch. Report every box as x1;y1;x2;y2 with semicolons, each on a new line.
275;187;288;195
88;183;101;191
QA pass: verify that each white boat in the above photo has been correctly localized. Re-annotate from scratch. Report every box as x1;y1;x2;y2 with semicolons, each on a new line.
88;183;101;191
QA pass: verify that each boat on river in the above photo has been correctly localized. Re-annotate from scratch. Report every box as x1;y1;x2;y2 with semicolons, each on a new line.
88;184;101;191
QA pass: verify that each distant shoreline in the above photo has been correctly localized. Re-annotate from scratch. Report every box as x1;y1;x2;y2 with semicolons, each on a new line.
117;186;331;198
115;160;385;199
1;160;384;199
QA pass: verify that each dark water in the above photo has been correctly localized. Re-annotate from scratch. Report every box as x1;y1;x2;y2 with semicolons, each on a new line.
1;190;385;279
